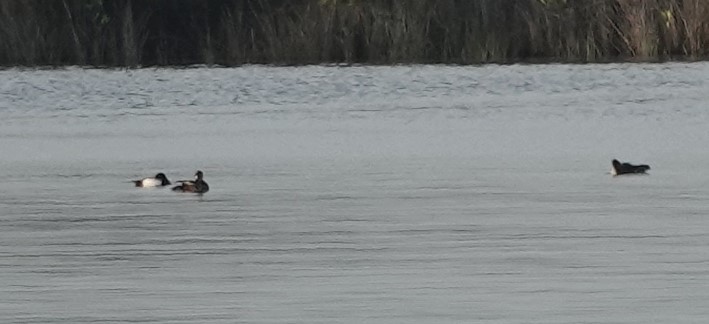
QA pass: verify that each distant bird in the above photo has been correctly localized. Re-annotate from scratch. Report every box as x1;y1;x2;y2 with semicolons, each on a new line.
172;170;209;194
133;173;171;187
611;159;650;176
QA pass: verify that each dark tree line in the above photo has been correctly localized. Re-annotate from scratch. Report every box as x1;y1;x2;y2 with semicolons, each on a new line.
1;0;708;67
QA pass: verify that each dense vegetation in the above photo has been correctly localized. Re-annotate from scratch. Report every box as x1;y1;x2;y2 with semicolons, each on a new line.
1;0;708;67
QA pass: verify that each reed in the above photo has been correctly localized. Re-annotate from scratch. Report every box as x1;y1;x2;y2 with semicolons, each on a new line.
2;0;709;66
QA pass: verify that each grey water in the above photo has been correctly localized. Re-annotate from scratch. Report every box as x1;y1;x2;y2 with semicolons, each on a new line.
2;63;709;323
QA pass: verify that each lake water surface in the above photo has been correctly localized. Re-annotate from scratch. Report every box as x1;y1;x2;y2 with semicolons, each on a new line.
2;63;709;323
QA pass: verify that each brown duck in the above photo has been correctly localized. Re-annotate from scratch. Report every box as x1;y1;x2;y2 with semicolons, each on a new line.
172;170;209;194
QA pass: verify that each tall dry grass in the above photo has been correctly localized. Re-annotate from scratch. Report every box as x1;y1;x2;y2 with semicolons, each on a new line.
1;0;709;66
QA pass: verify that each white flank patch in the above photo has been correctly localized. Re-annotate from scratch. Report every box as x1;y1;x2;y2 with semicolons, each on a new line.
141;178;161;187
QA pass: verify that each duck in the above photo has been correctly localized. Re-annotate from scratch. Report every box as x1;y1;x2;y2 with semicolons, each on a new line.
133;173;171;187
172;170;209;194
611;159;650;176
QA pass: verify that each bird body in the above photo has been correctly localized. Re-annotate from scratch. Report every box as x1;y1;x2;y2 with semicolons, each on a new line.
611;159;650;176
172;170;209;194
134;173;171;187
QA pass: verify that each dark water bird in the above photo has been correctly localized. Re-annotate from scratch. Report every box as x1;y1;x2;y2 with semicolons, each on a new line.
133;173;171;187
172;170;209;194
611;159;650;176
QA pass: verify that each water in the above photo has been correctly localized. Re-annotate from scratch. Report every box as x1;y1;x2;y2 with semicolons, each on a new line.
2;63;709;323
